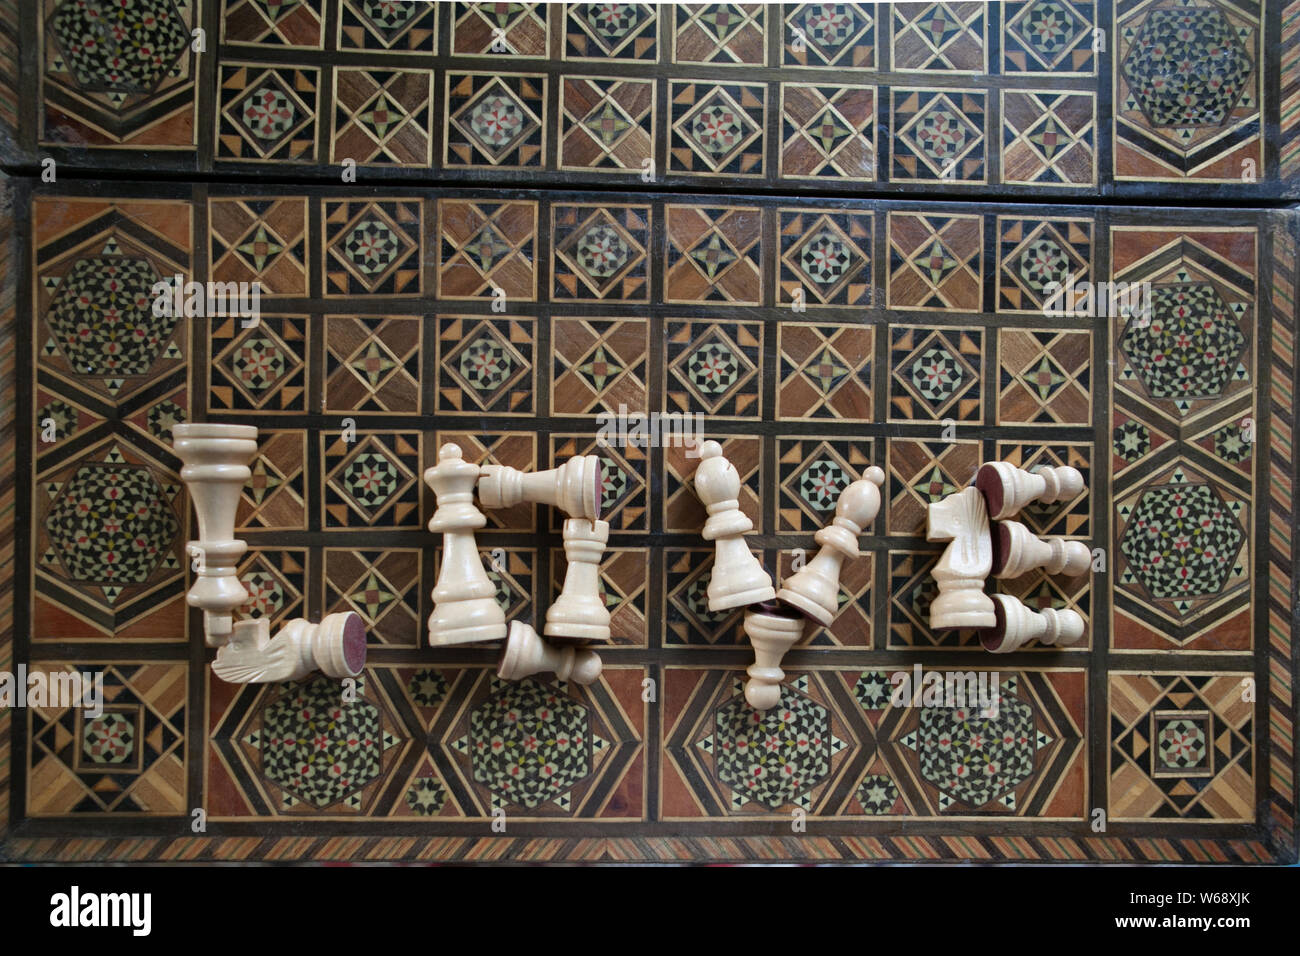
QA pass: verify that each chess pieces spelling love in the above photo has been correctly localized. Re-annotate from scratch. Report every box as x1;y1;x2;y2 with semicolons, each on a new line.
173;423;366;683
694;440;776;611
426;442;507;646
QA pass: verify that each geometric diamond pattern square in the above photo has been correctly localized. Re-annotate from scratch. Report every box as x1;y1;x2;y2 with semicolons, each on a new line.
322;198;423;296
888;212;983;311
217;64;320;162
324;548;421;648
209;315;309;414
891;88;987;183
322;431;422;530
782;3;876;69
778;208;873;307
780;83;876;181
552;204;651;300
889;324;983;423
1001;90;1096;187
665;204;763;304
665;318;763;419
564;3;658;61
559;76;655;173
452;1;551;56
324;315;422;415
996;216;1092;313
890;1;987;72
339;0;437;52
222;0;325;49
437;199;538;301
331;67;433;167
445;71;547;168
672;3;767;64
552;316;649;417
209;197;309;294
777;322;874;421
436;315;536;415
997;328;1091;426
668;80;767;177
777;437;879;532
1001;0;1096;74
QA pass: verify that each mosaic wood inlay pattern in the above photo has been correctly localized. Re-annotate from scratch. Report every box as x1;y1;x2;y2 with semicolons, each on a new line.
1;0;1297;868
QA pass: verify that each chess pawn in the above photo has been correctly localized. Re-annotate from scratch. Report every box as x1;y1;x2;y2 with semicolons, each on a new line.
743;603;806;711
212;612;366;684
992;520;1092;579
477;455;602;520
975;461;1084;521
498;620;602;686
426;443;507;646
172;423;260;643
694;440;775;611
777;467;885;625
927;487;995;629
545;518;611;643
981;593;1085;653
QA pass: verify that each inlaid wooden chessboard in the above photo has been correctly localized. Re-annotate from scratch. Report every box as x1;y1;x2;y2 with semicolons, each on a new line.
0;0;1296;865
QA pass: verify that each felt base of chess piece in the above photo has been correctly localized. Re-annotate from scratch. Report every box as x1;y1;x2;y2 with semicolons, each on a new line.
980;594;1085;653
991;520;1092;578
212;611;366;684
498;620;602;685
975;461;1084;521
743;602;805;711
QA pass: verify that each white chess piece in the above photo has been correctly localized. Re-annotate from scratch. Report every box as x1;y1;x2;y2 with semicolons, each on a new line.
477;455;602;520
742;603;806;711
426;443;507;646
991;520;1092;578
174;423;369;682
981;593;1085;653
777;467;884;625
213;612;366;683
975;461;1084;521
545;518;611;643
927;486;995;629
498;620;602;685
172;423;260;643
693;440;775;611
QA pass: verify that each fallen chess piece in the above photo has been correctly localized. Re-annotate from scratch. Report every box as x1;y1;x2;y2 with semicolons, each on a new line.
927;486;995;629
777;468;884;625
694;440;775;611
173;423;371;683
546;517;611;643
426;442;507;646
742;602;806;710
498;620;602;685
975;461;1083;521
477;455;602;520
980;593;1084;653
212;612;366;683
991;520;1091;578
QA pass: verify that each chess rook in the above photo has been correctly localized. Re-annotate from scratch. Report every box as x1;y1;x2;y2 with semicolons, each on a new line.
777;467;884;625
693;440;775;611
172;423;260;643
991;520;1092;579
478;455;602;520
981;593;1085;653
743;603;806;711
545;518;612;643
498;621;602;686
425;443;507;646
927;486;995;630
975;461;1084;521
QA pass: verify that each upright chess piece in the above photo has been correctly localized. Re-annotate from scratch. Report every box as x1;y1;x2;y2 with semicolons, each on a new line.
991;520;1092;578
694;440;775;611
980;593;1085;653
545;518;611;643
426;443;507;646
742;603;806;711
927;487;995;629
975;461;1084;521
477;455;602;520
498;620;602;685
777;468;884;625
173;423;260;643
